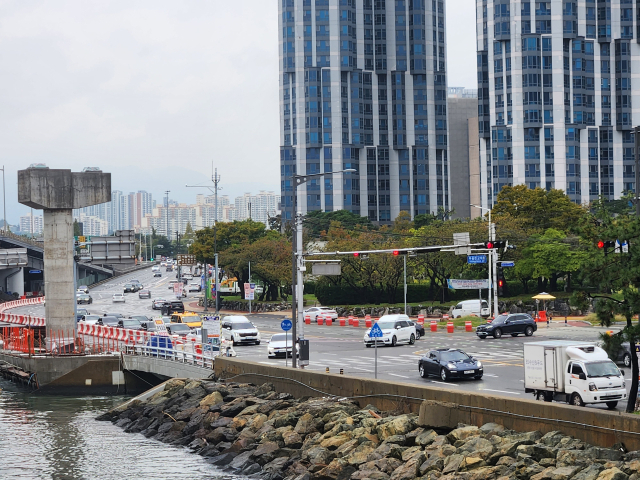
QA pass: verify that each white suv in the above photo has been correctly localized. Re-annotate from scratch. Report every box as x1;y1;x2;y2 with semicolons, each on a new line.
221;316;261;346
363;314;416;347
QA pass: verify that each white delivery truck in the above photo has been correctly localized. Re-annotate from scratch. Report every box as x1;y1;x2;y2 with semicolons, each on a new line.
524;340;627;409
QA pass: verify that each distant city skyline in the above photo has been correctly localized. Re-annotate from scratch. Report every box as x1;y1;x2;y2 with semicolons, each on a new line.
1;1;477;225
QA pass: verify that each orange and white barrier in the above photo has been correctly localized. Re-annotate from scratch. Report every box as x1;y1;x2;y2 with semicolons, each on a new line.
0;296;46;327
417;315;425;325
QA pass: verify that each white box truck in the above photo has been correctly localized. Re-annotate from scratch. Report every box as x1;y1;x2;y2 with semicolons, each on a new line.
523;340;627;409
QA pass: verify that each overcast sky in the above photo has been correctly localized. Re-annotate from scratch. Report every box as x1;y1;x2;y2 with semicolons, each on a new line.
0;0;476;224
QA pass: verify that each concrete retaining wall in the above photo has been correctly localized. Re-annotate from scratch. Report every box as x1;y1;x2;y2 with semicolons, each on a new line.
215;357;640;451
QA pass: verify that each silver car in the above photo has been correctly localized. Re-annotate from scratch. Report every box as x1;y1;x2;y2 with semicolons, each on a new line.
267;332;297;358
112;293;126;303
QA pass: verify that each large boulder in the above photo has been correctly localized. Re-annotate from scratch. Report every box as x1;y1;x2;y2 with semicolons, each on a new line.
376;415;417;440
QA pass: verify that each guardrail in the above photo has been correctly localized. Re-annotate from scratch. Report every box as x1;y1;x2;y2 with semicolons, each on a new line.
123;344;214;369
0;297;45;327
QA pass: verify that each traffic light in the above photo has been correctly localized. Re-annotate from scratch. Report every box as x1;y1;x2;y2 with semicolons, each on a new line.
597;240;615;255
392;250;400;256
484;240;508;251
497;264;505;296
353;252;359;257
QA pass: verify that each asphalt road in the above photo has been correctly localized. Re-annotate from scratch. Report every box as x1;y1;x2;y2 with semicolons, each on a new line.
11;266;633;411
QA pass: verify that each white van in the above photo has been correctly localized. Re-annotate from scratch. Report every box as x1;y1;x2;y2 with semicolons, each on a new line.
451;299;490;318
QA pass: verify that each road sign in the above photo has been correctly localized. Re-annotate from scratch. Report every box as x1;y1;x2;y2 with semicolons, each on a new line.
281;319;292;331
177;254;196;266
501;261;515;267
467;255;487;264
369;322;383;338
29;270;42;274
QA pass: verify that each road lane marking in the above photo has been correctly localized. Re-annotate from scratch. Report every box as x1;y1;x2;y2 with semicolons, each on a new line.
388;373;409;379
482;389;521;395
429;380;459;386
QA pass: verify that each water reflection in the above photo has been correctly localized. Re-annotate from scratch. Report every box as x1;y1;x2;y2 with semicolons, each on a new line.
0;380;243;480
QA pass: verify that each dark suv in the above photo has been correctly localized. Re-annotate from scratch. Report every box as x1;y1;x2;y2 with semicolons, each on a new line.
161;300;185;316
476;313;537;339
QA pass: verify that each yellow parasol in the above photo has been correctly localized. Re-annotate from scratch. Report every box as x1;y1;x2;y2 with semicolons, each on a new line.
532;292;556;322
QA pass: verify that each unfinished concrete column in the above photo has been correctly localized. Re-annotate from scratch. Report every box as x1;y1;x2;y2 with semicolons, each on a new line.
42;209;74;344
18;168;111;350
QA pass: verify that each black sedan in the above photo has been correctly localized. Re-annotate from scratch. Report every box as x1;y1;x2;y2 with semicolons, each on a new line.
76;294;93;304
123;283;136;293
476;313;537;339
418;348;483;381
409;321;425;340
98;316;120;327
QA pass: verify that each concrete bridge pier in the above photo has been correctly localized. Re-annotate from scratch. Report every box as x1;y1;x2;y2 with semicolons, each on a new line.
18;168;111;350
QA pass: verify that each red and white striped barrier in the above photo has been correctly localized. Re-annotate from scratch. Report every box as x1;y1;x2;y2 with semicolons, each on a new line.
0;296;45;327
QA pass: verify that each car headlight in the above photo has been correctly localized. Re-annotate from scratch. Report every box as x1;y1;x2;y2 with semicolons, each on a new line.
447;362;457;370
589;383;598;391
476;361;482;368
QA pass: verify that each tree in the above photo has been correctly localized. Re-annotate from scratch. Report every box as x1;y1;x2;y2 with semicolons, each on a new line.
517;228;588;292
492;185;587;232
73;220;83;237
577;207;640;412
304;210;375;237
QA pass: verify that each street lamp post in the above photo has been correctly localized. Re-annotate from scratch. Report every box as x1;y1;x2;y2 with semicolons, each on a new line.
471;204;498;318
290;168;356;368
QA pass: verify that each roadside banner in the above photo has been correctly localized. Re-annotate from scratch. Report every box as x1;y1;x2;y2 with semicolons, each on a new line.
173;282;183;297
447;279;491;290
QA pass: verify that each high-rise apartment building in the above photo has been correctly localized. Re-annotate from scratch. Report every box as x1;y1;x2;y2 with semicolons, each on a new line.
19;214;43;236
279;0;450;224
129;191;153;230
477;0;640;208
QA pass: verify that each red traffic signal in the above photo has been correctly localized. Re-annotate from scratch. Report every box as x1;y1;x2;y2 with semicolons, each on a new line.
498;279;504;287
353;252;359;257
486;241;494;249
392;250;399;256
597;241;605;249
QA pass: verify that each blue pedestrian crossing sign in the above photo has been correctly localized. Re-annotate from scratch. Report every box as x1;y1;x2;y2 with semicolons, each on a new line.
369;322;384;338
281;319;292;331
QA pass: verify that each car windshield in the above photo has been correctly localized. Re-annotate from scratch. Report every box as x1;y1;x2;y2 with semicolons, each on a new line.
271;333;292;342
232;323;254;330
441;351;470;362
376;322;396;330
122;320;139;327
170;324;190;333
586;361;621;377
132;316;148;321
102;318;118;325
184;315;201;323
492;315;508;324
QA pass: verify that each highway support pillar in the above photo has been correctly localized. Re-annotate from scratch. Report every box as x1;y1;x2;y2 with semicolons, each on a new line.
18;168;111;350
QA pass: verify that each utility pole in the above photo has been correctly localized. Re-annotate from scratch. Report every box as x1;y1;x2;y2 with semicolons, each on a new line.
164;190;170;241
186;165;221;314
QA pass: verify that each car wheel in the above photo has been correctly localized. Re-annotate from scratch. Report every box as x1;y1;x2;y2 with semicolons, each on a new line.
419;363;428;378
525;326;534;337
493;328;502;339
606;401;618;409
570;393;584;407
440;368;449;382
409;334;416;345
474;374;483;380
415;331;421;340
536;391;547;402
391;336;397;347
624;353;631;368
478;335;486;340
365;344;372;348
255;341;261;345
